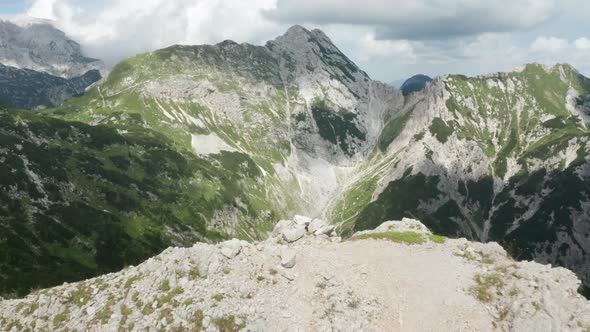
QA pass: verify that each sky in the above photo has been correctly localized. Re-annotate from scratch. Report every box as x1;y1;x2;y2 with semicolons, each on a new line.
3;0;590;83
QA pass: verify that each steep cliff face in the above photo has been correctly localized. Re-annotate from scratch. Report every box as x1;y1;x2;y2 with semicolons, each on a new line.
329;63;590;288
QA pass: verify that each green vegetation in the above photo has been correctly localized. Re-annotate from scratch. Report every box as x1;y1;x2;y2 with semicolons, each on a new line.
354;169;445;233
68;284;92;307
212;315;246;332
429;234;447;244
125;274;142;289
316;281;328;289
211;293;225;301
52;310;69;328
429;118;454;143
193;309;204;331
95;295;116;324
189;266;203;280
0;105;279;297
378;110;413;151
159;280;171;292
311;98;366;156
157;286;184;307
470;273;505;302
354;231;427;245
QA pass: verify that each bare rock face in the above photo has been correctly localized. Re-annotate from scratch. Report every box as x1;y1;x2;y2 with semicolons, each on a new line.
0;19;103;108
0;19;103;78
1;218;588;332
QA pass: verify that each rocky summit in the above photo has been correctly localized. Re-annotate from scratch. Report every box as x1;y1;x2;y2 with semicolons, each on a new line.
1;218;588;331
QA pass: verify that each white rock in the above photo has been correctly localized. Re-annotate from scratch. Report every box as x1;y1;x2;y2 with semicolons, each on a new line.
281;249;297;268
220;239;242;259
308;218;328;233
271;219;294;237
314;225;335;236
293;215;312;226
85;306;95;315
282;228;306;243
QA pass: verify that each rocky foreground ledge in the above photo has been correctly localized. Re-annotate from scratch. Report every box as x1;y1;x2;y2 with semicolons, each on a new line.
1;217;589;331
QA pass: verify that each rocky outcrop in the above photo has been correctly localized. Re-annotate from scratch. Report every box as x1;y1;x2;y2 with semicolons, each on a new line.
1;218;588;331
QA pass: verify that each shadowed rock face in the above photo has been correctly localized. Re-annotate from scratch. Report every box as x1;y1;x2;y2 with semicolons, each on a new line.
0;64;101;108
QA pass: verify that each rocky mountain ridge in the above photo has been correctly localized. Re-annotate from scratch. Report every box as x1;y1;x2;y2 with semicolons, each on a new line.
1;217;588;331
1;24;590;303
0;19;103;108
0;19;103;78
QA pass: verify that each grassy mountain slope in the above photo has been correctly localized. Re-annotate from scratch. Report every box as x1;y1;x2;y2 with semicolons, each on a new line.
0;108;277;297
329;64;590;287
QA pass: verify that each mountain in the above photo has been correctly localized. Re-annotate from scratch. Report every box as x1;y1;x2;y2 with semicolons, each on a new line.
329;63;590;292
399;74;432;95
0;19;102;78
0;64;101;108
0;19;103;108
388;79;406;89
1;25;590;300
1;217;589;331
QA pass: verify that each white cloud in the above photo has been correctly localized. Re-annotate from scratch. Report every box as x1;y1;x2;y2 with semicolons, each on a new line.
530;36;569;52
266;0;559;39
358;34;416;63
26;0;283;66
19;0;590;81
574;37;590;50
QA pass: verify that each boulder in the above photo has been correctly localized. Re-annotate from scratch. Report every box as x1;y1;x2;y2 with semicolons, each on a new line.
280;249;297;268
220;239;243;259
355;218;432;237
293;215;312;226
282;228;306;243
271;219;295;237
308;218;328;233
314;225;335;236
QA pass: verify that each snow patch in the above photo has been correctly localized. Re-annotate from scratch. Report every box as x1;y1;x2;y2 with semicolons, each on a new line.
191;133;235;155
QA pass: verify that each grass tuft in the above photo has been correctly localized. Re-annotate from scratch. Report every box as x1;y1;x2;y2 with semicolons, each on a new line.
354;231;426;245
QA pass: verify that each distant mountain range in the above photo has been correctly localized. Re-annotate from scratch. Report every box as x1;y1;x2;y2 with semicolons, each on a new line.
0;19;103;108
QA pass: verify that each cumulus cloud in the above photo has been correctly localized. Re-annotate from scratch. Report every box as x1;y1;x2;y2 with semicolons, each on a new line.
26;0;283;66
523;36;590;75
358;34;416;63
18;0;590;81
574;37;590;50
265;0;559;40
530;36;569;53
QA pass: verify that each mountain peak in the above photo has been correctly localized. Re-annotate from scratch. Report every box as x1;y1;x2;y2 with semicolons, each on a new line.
0;19;103;78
